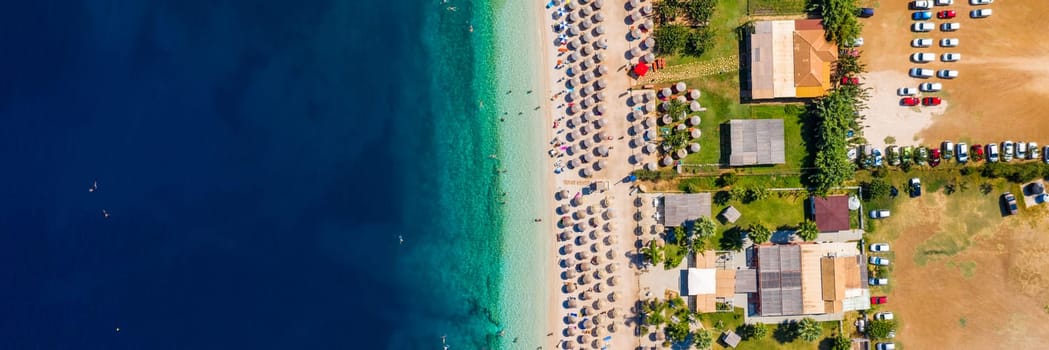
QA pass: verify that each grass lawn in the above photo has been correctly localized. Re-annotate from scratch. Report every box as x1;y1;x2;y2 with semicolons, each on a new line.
663;0;746;67
699;308;842;350
747;0;808;16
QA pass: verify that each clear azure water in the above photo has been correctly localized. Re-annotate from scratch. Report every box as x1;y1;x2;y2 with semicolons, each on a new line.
0;1;540;349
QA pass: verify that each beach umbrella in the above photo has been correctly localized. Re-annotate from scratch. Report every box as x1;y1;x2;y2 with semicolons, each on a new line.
585;205;596;215
580;32;592;43
604;235;618;246
592;12;604;23
644;130;656;140
574;222;588;233
688;89;701;100
567;12;578;23
688;116;701;127
595;105;606;115
582;291;594;301
568;39;581;50
559;230;571;240
661;114;674;125
592;117;606;129
675;96;687;104
571;196;583;206
581;306;592;316
644;91;656;101
642;37;655;50
573;210;586;220
629;12;642;23
594;160;606;170
581;168;593;178
567;131;580;141
591;0;603;9
629;94;643;105
563;243;574;254
580;273;593;284
580;98;591;109
589;217;601;228
659;87;672;98
568;51;581;62
594;91;606;101
661;156;673;166
689;143;701;153
643;53;656;63
564;342;577;349
582;86;595;96
603;209;616;219
640;19;654;32
592;314;605;326
642;118;655;129
581;45;593;56
593;300;606;311
607;308;619;319
644;162;657;171
593;39;607;50
675;149;687;159
674;82;686;93
608;323;618;333
580;6;592;17
690;129;701;138
567;298;579;308
595;65;607;76
593;79;606;90
690;101;702;112
560;189;571;199
580;139;592;149
630;28;642;40
593;25;605;36
641;4;653;15
600;198;611;208
631;137;644;148
609;276;620;286
595;131;607;141
603;222;616;232
576;250;590;260
659;101;671;113
675;123;686;132
628;0;640;9
567;117;581;128
581;318;594;329
568;104;581;114
609;291;621;302
580;124;592;135
643;102;656;113
629;47;642;58
566;1;578;10
592;254;605;265
565;268;578;279
580;19;592;30
593;52;604;62
588;95;600;106
581;153;593;163
596;145;609;156
567;159;579;169
567;25;580;36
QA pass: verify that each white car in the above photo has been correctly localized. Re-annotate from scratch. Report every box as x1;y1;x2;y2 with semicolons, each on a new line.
970;0;993;5
897;87;918;96
912;53;935;63
1003;141;1015;162
1017;141;1028;159
870;243;891;252
938;69;958;79
876;312;895;320
941;22;960;31
877;343;896;350
1029;142;1040;160
913;0;932;9
935;0;953;5
913;22;935;32
920;82;942;92
870;278;889;286
869;257;891;266
987;143;1000;162
869;209;891;219
957;142;969;163
909;68;934;78
972;9;992;18
940;38;959;47
942;53;961;62
912;38;933;47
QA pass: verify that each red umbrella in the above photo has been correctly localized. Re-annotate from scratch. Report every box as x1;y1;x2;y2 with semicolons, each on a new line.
633;63;649;77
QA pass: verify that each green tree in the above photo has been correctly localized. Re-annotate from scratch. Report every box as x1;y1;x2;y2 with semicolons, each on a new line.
653;24;690;55
641;242;665;266
683;0;717;24
693;216;716;238
713;190;733;205
693;328;714;349
832;335;852;350
796;317;822;342
861;178;891;201
797;220;819;241
665;320;691;342
738;322;770;340
718;172;738;187
684;26;714;57
655;0;681;24
868;319;897;339
666;99;689;121
748;224;772;244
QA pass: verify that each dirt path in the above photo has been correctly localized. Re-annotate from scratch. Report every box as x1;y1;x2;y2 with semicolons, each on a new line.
859;0;1049;146
872;190;1049;349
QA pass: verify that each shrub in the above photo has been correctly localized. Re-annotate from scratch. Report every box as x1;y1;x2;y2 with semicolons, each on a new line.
748;224;772;244
684;25;715;57
832;335;851;350
796;318;822;342
797;220;819;241
665;320;691;342
861;178;891;201
868;319;897;339
693;328;714;349
718;172;739;187
683;0;717;24
738;322;770;340
653;24;690;55
713;190;733;205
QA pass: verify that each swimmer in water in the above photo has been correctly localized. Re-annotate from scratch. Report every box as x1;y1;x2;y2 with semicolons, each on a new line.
102;210;110;219
399;235;404;245
89;180;98;193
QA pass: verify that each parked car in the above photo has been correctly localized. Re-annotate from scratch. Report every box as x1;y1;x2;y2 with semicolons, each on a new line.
1003;141;1015;162
912;52;935;63
841;76;859;85
930;148;942;167
920;82;942;92
859;7;875;17
898;87;918;96
922;97;942;106
937;10;956;19
870;278;889;286
972;9;993;18
877;343;896;350
1004;192;1019;215
875;312;895;320
910;177;923;197
1017;141;1028;159
957;142;969;162
936;0;953;5
940;38;959;47
938;69;959;79
1028;142;1039;160
869;256;891;266
941;22;960;31
970;0;993;4
901;97;919;106
872;149;884;167
942;53;961;62
871;296;888;305
987;143;1000;163
912;0;932;9
1043;145;1049;164
972;144;984;162
909;67;934;78
902;146;913;164
943;140;955;160
870;209;891;219
912;38;933;47
870;243;891;252
913;22;935;32
913;11;933;20
887;146;900;166
916;146;929;165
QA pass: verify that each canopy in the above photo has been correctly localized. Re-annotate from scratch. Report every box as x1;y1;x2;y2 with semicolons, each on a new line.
686;268;716;295
633;63;649;77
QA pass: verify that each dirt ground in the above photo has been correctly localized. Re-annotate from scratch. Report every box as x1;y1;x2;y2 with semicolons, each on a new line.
859;0;1049;147
870;188;1049;349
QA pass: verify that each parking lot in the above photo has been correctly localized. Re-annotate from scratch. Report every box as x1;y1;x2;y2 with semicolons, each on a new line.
859;0;1049;149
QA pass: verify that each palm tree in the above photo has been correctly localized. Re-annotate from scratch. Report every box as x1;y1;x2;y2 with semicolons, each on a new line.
666;99;688;122
796;317;822;342
796;220;818;241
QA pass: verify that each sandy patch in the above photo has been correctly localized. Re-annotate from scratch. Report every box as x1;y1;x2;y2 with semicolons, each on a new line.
861;70;940;148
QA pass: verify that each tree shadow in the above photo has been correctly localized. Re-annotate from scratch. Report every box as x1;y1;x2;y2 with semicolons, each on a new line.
719;226;745;251
773;320;797;344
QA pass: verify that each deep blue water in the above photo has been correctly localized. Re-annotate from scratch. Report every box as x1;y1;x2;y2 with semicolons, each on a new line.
0;1;506;349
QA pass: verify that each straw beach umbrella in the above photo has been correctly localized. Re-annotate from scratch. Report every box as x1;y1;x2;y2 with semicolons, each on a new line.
595;145;609;156
580;7;592;17
690;129;701;139
593;52;604;62
566;1;578;10
592;12;604;23
580;32;592;43
580;139;592;149
603;209;616;219
675;149;687;159
592;0;603;9
628;0;640;9
643;102;656;114
676;95;687;104
594;160;606;170
642;117;655;128
567;159;579;169
565;269;578;279
581;45;593;56
567;25;580;36
593;118;606;129
594;91;606;101
609;276;620;286
609;291;620;301
595;105;606;115
659;87;672;98
593;25;605;36
645;143;657;154
582;86;595;96
567;12;578;23
560;189;571;199
607;308;618;319
629;12;642;23
580;111;592;122
593;79;607;90
593;39;607;49
641;19;654;32
631;137;644;148
596;65;608;76
629;47;642;58
643;130;656;140
689;143;701;153
644;162;657;171
604;235;618;245
581;168;593;177
675;123;686;132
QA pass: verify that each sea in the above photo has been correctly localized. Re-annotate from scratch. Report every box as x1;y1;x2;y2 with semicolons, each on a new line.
0;0;548;349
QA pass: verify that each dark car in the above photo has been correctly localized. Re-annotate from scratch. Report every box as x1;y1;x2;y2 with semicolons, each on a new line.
910;177;922;197
871;296;888;305
902;97;920;106
859;7;875;17
912;11;933;20
930;148;942;167
922;97;941;106
1004;192;1019;215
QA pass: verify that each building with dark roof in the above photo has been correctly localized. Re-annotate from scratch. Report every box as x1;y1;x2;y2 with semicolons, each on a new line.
756;244;803;316
661;193;712;227
811;195;851;232
728;119;786;166
748;243;870;317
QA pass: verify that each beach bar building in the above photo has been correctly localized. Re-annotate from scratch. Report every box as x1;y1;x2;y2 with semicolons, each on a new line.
745;243;869;318
748;19;838;100
661;193;712;227
727;119;785;166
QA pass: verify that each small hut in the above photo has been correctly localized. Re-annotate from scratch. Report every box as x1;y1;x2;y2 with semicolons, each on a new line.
720;206;742;224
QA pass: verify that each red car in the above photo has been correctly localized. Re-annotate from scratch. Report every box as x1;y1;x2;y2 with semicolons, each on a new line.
902;97;920;106
922;97;942;106
972;144;985;161
871;296;888;305
937;10;956;19
930;148;942;167
841;76;859;85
